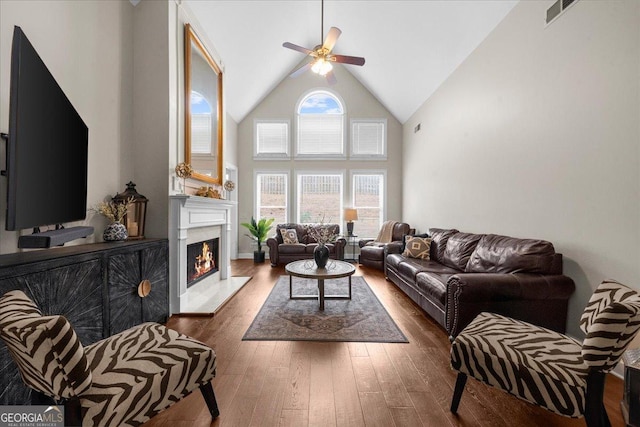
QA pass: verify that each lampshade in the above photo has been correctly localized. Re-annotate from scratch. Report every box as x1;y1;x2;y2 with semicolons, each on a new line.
344;208;358;222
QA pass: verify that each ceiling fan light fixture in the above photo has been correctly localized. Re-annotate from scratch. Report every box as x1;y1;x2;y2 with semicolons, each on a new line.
312;58;333;76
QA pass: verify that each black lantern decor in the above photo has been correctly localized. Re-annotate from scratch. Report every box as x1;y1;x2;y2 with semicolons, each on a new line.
112;181;148;240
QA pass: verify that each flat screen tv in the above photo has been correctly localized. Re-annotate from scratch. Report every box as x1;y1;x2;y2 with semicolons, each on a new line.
5;26;92;248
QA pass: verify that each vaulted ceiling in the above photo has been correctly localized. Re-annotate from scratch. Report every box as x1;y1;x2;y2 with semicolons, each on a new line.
184;0;518;124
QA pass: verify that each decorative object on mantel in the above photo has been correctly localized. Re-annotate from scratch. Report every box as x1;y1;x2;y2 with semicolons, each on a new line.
195;186;222;199
241;217;274;263
175;162;193;194
223;180;235;199
94;195;134;242
306;215;337;269
112;182;148;240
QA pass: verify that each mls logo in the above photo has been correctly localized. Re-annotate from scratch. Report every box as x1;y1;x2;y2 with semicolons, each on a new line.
0;405;64;427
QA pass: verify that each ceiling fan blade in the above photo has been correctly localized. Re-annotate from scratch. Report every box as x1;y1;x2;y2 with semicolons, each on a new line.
290;60;313;78
330;54;365;66
323;27;341;52
283;42;314;56
326;70;337;85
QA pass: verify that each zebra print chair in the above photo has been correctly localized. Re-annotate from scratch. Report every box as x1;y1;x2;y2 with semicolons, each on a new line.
0;290;219;426
450;280;640;426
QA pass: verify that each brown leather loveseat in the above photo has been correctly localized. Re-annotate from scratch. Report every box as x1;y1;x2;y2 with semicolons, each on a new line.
385;228;575;337
266;223;346;267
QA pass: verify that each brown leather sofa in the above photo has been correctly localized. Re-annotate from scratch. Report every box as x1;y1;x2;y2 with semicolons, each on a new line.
358;222;413;270
385;228;575;337
266;223;346;267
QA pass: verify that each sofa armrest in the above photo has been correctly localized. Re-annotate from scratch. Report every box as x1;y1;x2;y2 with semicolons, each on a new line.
384;241;403;255
358;238;374;248
334;237;347;260
445;273;575;337
266;238;279;266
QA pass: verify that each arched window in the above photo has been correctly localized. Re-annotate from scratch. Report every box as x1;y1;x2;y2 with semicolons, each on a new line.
190;91;212;154
296;90;345;157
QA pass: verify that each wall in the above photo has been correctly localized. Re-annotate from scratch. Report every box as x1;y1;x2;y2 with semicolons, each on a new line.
402;0;640;337
0;0;135;253
132;0;171;239
237;64;403;257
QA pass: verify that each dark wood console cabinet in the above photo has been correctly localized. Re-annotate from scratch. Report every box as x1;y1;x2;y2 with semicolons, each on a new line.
0;239;169;404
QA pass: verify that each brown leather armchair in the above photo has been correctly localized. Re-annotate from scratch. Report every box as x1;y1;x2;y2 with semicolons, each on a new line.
358;222;413;270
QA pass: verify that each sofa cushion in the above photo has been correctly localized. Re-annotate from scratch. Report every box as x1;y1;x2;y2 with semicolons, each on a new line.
360;244;385;259
466;234;556;274
442;232;483;271
402;236;431;260
280;228;299;244
415;272;450;306
429;228;459;262
397;258;461;281
386;253;405;270
279;244;307;254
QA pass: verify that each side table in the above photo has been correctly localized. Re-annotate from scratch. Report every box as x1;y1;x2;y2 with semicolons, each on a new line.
344;234;358;263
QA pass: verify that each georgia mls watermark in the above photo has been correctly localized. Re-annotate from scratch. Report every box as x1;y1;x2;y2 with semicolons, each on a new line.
0;405;64;427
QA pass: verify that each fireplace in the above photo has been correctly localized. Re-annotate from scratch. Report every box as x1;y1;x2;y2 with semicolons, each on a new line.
187;238;219;287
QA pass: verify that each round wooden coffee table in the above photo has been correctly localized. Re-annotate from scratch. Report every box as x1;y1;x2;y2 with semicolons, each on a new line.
285;259;356;310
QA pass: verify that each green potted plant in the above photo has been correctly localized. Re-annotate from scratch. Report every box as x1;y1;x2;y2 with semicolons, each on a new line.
241;217;274;263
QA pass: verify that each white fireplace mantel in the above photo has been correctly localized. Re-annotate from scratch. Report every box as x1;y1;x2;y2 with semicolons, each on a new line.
169;195;238;314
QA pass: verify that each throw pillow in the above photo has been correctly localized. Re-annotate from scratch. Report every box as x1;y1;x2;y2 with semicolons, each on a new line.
401;233;429;253
402;236;432;260
280;228;299;244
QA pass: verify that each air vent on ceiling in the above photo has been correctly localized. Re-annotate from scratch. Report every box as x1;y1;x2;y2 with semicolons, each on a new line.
546;0;579;25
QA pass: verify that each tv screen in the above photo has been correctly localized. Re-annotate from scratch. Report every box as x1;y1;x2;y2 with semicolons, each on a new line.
6;26;89;232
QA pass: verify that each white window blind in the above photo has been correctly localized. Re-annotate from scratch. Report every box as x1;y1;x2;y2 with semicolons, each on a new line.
297;114;343;155
191;113;212;154
351;119;386;158
256;121;288;155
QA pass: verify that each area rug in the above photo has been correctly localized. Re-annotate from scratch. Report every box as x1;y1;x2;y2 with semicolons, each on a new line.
242;275;408;343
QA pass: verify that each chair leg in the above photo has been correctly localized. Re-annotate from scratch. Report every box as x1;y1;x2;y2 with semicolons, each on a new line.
31;391;82;426
450;373;467;414
584;371;610;427
64;397;83;427
200;381;220;419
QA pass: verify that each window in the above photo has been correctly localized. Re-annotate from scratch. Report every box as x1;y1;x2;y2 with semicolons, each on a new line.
352;172;385;238
256;172;288;224
351;119;387;159
296;172;343;224
296;90;345;158
254;120;289;159
190;91;212;154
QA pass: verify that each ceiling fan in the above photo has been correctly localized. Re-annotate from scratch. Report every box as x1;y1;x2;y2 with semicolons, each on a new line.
282;0;365;84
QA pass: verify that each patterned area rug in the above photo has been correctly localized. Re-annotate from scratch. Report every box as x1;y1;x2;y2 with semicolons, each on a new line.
243;275;408;343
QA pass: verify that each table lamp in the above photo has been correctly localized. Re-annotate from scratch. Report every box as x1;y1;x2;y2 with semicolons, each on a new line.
344;208;358;236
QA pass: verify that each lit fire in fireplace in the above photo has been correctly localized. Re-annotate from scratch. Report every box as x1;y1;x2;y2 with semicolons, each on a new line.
187;238;219;286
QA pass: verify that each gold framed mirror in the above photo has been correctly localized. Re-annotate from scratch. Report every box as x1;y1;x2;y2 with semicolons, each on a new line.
184;23;223;185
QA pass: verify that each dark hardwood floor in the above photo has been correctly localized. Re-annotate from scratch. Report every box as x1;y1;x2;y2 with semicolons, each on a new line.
144;259;625;427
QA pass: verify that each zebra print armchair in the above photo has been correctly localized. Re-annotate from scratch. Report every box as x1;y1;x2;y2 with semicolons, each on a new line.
0;290;220;426
450;280;640;426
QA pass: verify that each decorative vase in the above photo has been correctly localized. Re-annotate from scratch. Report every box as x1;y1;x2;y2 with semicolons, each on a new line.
103;221;128;242
314;244;330;269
